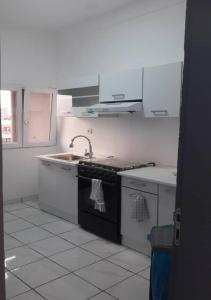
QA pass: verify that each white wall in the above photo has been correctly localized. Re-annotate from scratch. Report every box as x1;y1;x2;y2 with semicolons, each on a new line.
1;0;186;201
56;0;186;166
0;26;57;202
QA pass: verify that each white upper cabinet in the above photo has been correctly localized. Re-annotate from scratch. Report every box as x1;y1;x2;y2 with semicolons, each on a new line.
57;94;72;117
99;69;143;103
143;62;183;117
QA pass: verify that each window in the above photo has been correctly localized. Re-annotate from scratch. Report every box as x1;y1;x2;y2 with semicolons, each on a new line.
0;89;22;148
0;88;56;148
23;89;57;147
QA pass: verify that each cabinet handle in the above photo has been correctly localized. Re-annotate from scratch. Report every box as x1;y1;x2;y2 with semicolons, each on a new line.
112;94;125;100
41;161;51;167
129;193;139;198
151;110;168;116
130;181;146;188
61;166;72;171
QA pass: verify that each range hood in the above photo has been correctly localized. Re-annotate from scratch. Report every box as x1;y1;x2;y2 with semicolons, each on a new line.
87;101;142;114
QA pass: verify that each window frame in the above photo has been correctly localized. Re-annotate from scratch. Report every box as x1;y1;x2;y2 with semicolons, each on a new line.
23;88;57;148
1;86;23;149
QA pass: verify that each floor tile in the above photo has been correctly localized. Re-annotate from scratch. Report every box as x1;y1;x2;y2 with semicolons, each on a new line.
75;260;132;290
12;207;40;218
11;227;52;244
24;212;60;226
90;292;117;300
81;239;125;258
107;249;150;273
4;203;29;212
51;247;100;271
5;246;43;270
5;272;30;299
29;236;75;257
4;219;34;234
24;200;40;209
36;273;99;300
10;290;45;299
41;220;78;235
139;267;150;280
4;213;18;223
107;275;149;300
60;228;98;245
13;258;68;288
4;235;22;251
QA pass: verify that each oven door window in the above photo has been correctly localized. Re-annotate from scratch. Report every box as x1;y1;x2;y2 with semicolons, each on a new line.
78;176;120;222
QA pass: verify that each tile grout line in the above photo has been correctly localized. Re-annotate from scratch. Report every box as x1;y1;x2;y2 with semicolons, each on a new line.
4;203;151;299
7;238;134;298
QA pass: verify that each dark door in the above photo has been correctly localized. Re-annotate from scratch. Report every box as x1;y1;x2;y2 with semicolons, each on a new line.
170;1;211;299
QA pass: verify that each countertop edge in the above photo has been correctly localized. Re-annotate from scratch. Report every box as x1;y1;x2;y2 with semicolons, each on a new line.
118;167;177;187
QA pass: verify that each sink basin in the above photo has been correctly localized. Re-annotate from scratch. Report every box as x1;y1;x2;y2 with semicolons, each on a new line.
51;154;84;161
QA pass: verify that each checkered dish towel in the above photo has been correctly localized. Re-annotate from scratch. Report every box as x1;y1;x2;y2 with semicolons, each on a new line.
131;193;149;222
90;179;106;213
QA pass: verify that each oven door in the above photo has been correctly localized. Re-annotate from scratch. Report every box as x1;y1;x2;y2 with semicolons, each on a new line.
78;175;120;223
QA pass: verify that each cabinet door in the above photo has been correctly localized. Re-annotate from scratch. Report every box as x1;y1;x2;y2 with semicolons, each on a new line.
57;94;72;116
143;62;182;117
99;69;143;103
121;187;158;251
39;161;78;221
158;185;176;225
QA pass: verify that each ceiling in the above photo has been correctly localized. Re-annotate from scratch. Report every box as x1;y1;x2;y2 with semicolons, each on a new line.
0;0;139;32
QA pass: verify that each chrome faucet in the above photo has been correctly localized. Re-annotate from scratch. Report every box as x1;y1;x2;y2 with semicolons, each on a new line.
69;135;94;159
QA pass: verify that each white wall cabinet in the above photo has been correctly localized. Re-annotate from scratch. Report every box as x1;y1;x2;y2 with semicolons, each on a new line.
158;185;176;226
99;69;143;103
38;161;78;224
143;62;183;117
121;186;158;255
57;94;72;117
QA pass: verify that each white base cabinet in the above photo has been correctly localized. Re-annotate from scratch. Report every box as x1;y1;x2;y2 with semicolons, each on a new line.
121;177;176;255
121;186;158;255
158;185;176;226
38;160;78;224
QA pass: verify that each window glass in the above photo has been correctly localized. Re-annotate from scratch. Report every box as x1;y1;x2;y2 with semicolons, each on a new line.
27;92;52;144
0;90;18;144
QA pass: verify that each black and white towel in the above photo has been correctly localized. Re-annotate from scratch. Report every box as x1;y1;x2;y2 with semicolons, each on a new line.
90;179;106;213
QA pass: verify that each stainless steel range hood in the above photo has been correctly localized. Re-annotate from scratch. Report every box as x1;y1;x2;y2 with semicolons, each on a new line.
87;101;142;114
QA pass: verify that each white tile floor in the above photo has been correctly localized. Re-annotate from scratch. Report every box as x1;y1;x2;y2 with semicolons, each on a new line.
4;200;151;300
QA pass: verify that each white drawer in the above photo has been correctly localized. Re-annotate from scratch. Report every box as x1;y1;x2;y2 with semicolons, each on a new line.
122;177;158;194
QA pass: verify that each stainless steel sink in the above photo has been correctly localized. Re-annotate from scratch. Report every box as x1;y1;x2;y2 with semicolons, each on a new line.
51;154;84;161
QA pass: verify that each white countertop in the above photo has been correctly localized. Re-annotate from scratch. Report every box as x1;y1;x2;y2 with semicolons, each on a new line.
37;153;80;167
118;166;177;187
36;151;107;167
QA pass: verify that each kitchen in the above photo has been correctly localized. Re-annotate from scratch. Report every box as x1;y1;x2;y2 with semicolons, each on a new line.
1;0;186;299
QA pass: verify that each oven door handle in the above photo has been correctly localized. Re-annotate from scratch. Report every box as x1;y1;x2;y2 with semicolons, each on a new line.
77;175;117;187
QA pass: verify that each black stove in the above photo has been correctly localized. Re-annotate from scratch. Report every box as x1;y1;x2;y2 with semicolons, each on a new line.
79;157;154;172
78;158;155;243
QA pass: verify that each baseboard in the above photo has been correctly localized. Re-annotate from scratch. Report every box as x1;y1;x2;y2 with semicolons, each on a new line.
39;202;78;225
22;195;39;202
4;194;39;205
122;235;151;257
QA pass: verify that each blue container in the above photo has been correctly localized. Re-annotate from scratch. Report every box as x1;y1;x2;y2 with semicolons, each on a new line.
151;251;172;300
